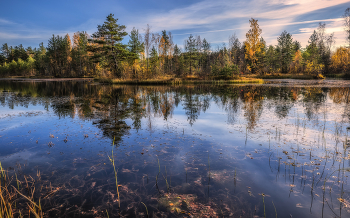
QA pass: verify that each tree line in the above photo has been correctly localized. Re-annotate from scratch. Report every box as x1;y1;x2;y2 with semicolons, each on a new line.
1;10;350;79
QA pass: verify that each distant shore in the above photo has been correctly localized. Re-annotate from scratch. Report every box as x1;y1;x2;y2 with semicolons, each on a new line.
1;73;349;85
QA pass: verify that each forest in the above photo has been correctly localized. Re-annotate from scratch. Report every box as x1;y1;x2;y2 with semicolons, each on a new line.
1;9;350;80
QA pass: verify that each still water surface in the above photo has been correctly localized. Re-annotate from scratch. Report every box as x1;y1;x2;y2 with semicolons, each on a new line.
0;79;350;217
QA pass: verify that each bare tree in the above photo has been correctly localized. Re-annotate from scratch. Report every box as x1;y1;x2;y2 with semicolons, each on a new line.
343;8;350;47
143;24;152;71
168;32;174;72
229;33;241;65
196;35;202;72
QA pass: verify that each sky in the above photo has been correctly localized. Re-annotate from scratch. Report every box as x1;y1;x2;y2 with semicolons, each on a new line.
0;0;349;50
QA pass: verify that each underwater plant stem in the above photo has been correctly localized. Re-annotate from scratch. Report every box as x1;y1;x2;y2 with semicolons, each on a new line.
141;202;149;218
272;200;277;218
109;137;120;208
262;193;266;218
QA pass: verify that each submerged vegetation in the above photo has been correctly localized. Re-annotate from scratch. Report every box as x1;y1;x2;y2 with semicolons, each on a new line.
1;8;350;81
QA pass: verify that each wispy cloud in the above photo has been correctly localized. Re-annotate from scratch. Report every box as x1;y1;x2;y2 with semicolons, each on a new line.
0;17;100;46
1;0;349;48
129;0;349;48
0;18;16;25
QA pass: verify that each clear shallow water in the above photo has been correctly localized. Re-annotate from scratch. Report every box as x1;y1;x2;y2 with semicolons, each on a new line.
0;79;350;217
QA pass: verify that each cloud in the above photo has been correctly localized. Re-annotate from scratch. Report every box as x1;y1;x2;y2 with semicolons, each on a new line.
1;0;349;48
129;0;349;48
0;17;100;46
0;18;15;25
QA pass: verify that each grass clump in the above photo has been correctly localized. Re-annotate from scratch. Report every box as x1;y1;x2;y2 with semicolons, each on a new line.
0;162;43;218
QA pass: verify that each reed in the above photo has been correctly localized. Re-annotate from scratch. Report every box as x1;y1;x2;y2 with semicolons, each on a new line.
108;137;120;208
13;187;43;218
163;166;170;193
0;162;14;218
0;162;44;218
155;156;161;193
262;193;266;218
272;200;277;218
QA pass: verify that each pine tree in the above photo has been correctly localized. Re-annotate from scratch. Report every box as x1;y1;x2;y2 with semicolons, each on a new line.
277;31;293;74
128;27;144;78
185;34;197;76
89;13;128;78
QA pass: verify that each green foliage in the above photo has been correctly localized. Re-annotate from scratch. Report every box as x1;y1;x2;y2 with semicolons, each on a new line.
149;46;159;76
72;32;89;77
184;35;198;76
0;56;35;76
9;60;17;74
212;63;239;77
89;13;128;78
277;31;293;74
128;27;144;59
46;34;72;77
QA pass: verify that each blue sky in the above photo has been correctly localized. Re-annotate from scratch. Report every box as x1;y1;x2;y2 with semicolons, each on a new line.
0;0;349;49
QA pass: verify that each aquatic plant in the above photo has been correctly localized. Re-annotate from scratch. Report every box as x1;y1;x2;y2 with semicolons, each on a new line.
0;162;43;218
141;202;149;218
108;137;120;208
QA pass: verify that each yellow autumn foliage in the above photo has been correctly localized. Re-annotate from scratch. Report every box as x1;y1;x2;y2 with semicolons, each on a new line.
304;60;324;75
289;50;303;74
245;18;263;74
331;47;350;73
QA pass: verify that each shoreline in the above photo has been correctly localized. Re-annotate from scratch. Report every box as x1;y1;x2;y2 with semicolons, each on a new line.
0;73;348;85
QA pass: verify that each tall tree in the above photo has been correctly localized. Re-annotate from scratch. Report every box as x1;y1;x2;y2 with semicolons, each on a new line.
63;34;72;76
72;32;89;76
202;38;211;74
277;30;293;74
89;13;128;78
128;27;144;78
184;34;197;76
149;46;159;76
159;30;170;74
143;24;152;72
173;44;183;76
1;43;10;61
34;42;47;75
47;34;64;76
245;18;263;74
343;8;350;47
229;34;241;66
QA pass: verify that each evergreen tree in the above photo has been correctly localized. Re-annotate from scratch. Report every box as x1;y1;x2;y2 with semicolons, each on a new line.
47;34;64;76
173;44;182;76
149;46;159;76
89;13;128;78
277;31;293;74
34;42;47;75
128;27;144;78
185;34;197;76
72;32;89;76
202;38;211;74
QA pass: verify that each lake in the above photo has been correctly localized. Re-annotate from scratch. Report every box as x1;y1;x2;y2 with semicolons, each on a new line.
0;79;349;217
